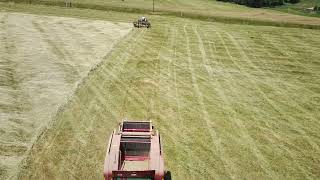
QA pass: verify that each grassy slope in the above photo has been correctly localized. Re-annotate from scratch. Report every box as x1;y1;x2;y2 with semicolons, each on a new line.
1;0;320;27
8;4;320;179
0;2;138;21
271;0;320;17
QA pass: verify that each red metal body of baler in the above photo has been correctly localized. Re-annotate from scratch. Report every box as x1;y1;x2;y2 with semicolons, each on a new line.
104;120;170;180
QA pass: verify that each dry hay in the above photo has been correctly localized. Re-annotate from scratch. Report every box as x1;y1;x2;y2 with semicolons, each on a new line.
0;12;131;179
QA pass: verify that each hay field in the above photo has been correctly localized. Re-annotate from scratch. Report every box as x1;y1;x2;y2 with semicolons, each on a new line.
2;0;320;26
0;12;131;179
21;15;320;179
65;0;320;25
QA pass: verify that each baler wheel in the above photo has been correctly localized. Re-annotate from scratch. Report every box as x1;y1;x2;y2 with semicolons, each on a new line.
164;171;172;180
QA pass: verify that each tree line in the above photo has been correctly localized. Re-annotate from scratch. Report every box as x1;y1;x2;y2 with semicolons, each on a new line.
216;0;300;8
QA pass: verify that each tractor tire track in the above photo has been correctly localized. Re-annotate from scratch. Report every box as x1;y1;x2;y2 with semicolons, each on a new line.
260;33;314;80
234;33;320;123
191;25;240;179
40;29;145;155
183;23;227;179
195;24;279;179
164;25;203;177
27;29;142;178
223;31;316;179
215;29;316;179
253;37;318;96
225;32;320;151
218;29;291;178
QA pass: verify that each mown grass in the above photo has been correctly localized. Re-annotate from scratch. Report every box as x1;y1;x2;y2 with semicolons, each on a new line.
0;2;138;21
1;0;320;28
0;10;131;179
18;8;320;179
0;0;253;14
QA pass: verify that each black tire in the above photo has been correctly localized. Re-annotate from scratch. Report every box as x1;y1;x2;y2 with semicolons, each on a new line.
164;171;172;180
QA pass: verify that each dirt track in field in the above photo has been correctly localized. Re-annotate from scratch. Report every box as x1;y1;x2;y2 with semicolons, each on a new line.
0;12;131;179
21;16;320;179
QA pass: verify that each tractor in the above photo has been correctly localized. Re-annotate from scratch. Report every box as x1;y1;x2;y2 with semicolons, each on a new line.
104;120;171;180
133;17;151;28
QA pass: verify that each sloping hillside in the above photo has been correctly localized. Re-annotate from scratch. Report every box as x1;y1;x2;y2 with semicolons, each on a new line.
20;14;320;179
1;0;320;26
0;2;319;180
